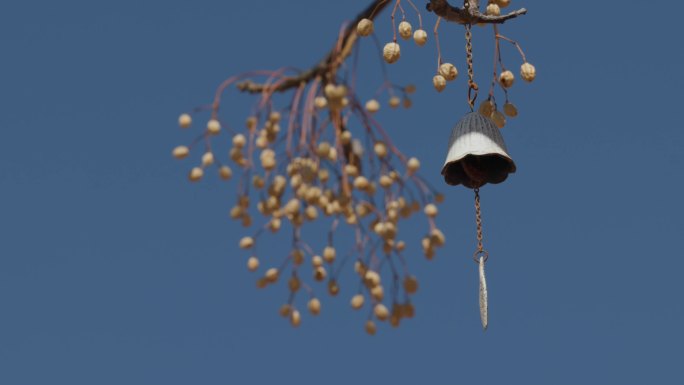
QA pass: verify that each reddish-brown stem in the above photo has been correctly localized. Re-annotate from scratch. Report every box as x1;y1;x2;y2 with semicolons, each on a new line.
434;17;443;69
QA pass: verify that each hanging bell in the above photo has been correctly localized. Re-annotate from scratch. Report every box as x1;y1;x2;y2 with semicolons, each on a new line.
441;112;516;189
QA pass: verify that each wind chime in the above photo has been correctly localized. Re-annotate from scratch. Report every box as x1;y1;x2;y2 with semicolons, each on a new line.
440;22;518;330
173;0;533;333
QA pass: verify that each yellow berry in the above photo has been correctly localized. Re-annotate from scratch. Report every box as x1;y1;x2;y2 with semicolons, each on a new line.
491;110;506;128
265;268;279;283
314;96;328;109
316;141;331;158
486;3;501;16
383;42;401;64
188;167;203;182
403;275;419;294
308;298;321;315
402;98;412;109
433;75;447;92
357;18;374;37
374;303;390;321
398;21;412;40
201;152;214;167
520;62;536;82
207;119;221;135
364;270;381;287
178;113;192;128
172;146;189;159
379;175;393;188
503;102;518;117
219;165;232;180
373;142;388;158
351;294;365;309
407;157;420;173
247;256;259;271
290;309;301;327
233;134;246;148
246;116;257;131
499;70;515;88
478;99;495;117
312;255;323;267
328;280;339;296
353;176;370;191
424;203;438;217
365;99;380;113
439;63;458;81
323;246;336;264
304;205;318;221
496;0;511;7
288;276;301;292
370;285;384;301
365;320;377;335
314;266;327;281
430;228;446;247
268;218;281;232
340;131;352;145
413;29;427;46
279;304;291;317
239;236;254;249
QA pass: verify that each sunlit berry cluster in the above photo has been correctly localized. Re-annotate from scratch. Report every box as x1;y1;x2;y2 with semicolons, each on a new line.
357;0;536;127
173;69;444;334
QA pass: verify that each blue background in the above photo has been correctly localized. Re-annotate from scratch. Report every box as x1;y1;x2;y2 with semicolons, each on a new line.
1;1;682;384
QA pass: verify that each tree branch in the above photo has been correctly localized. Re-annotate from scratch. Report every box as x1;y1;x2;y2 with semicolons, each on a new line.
426;0;526;25
236;0;392;94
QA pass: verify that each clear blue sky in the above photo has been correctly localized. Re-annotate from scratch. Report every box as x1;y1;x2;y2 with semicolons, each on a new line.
1;1;683;384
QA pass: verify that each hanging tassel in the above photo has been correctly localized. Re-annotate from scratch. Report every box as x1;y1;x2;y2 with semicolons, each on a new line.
479;255;488;330
474;188;489;330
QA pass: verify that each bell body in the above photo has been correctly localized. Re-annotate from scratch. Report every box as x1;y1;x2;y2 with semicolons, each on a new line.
441;112;516;188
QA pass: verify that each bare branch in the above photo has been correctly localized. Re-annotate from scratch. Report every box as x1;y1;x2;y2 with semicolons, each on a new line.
426;0;526;25
236;0;392;94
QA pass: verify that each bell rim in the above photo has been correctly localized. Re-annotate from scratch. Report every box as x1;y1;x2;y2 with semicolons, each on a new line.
441;153;517;175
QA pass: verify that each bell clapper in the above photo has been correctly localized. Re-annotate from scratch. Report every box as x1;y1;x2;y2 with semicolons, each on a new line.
474;187;489;330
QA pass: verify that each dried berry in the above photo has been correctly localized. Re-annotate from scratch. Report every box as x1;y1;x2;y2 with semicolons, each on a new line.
407;157;420;173
383;42;401;64
439;63;458;81
307;298;321;315
424;203;438;217
433;75;446;92
365;99;380;113
172;146;189;159
520;62;536;82
478;99;495;117
503;102;518;117
188;167;203;182
201;152;214;167
491;110;506;128
486;3;501;16
247;256;259;271
499;70;515;88
351;294;365;309
357;18;374;37
178;113;192;128
398;21;412;40
239;236;255;249
413;29;427;46
207;119;221;135
219;165;232;180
